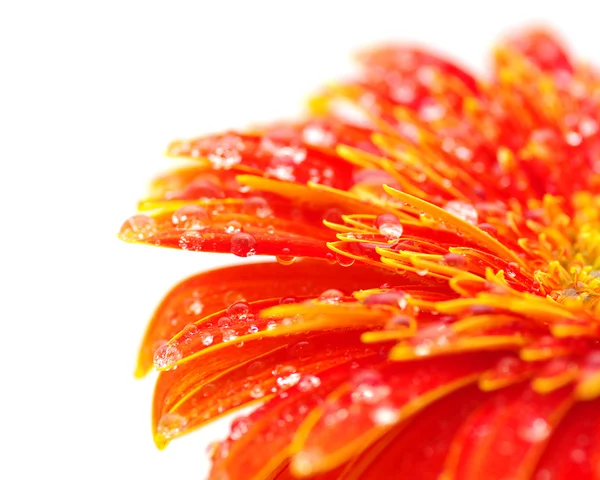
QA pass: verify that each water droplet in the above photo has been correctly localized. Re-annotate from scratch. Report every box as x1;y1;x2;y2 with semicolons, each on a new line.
223;291;246;306
243;197;273;219
217;316;231;328
506;262;520;279
351;377;391;404
289;341;313;360
478;223;497;237
224;220;242;234
276;247;296;265
184;299;204;315
416;268;429;276
443;253;467;268
336;253;355;267
247;360;265;376
206;134;244;169
364;291;407;307
201;383;217;398
200;332;214;346
179;231;205;251
292;449;323;477
266;320;278;330
227;302;250;320
412;324;453;357
230;232;256;257
443;200;478;225
375;213;401;227
370;406;400;425
221;329;238;343
325;252;336;264
273;365;301;388
379;222;404;240
386;314;411;329
153;343;182;370
519;418;551;443
172;205;210;230
182;323;199;337
279;297;296;305
156;413;188;439
565;131;582;146
247;324;259;334
319;289;344;304
570;448;587;464
229;416;251;441
302;124;335;146
249;384;265;399
120;215;157;241
297;375;321;392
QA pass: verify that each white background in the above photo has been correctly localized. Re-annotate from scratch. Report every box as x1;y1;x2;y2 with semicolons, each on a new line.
1;1;599;479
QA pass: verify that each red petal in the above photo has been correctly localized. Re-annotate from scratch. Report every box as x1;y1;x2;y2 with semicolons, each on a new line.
443;384;574;479
533;397;600;479
135;261;393;377
290;352;500;475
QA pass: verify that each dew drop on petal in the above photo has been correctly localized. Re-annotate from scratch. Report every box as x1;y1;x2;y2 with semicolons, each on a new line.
243;197;273;218
375;213;401;227
247;324;259;334
266;320;278;330
292;449;323;477
221;329;238;342
296;375;321;392
184;298;204;315
273;365;301;389
336;253;355;267
182;323;199;337
370;406;400;426
276;247;296;265
289;341;314;360
227;302;250;320
230;232;256;257
156;413;188;440
120;215;157;241
443;200;478;225
153;343;182;370
217;316;231;328
249;384;265;399
443;253;467;268
200;332;214;346
351;376;391;404
319;289;344;304
519;418;551;443
179;231;205;251
172;205;210;230
386;314;411;329
378;222;404;240
224;220;242;234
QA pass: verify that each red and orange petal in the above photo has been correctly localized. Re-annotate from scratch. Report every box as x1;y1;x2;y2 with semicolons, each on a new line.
120;27;600;479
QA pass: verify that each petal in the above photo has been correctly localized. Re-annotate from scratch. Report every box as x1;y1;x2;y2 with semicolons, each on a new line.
289;352;501;476
152;328;391;448
533;397;600;479
135;260;394;377
210;357;388;480
442;384;574;479
340;385;488;480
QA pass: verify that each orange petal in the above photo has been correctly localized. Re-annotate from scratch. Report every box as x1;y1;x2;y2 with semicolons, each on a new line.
135;261;393;377
290;352;500;476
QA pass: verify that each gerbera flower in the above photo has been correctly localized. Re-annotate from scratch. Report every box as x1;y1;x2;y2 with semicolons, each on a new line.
120;28;600;479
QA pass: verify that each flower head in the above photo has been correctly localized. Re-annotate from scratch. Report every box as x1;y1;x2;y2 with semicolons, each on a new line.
120;28;600;479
